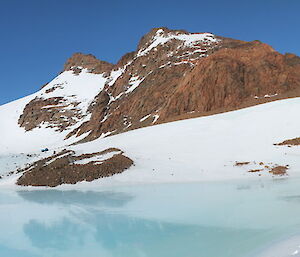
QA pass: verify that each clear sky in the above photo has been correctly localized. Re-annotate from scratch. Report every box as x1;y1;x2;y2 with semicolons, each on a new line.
1;0;299;105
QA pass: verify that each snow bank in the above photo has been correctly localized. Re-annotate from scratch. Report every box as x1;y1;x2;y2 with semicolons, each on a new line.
1;96;300;188
64;97;300;188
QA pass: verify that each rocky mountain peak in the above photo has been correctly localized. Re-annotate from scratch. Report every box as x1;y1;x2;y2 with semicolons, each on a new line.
63;52;113;75
16;27;300;144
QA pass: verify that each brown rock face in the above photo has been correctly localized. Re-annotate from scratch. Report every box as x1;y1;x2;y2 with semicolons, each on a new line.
159;41;300;120
18;27;300;142
19;97;82;131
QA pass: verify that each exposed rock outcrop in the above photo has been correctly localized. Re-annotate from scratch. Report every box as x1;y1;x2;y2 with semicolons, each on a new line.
19;97;82;131
17;148;133;187
275;137;300;146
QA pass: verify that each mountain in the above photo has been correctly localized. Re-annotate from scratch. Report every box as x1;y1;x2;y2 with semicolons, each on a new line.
16;27;300;143
1;27;300;187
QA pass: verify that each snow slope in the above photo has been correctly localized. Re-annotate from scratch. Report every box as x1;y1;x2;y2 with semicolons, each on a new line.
2;96;300;188
63;97;299;187
0;69;107;155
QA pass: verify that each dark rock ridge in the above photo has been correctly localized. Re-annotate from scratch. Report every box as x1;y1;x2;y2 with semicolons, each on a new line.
18;27;300;142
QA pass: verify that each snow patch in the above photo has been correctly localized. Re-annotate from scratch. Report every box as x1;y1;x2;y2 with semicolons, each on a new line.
152;114;160;124
138;29;219;57
125;76;145;94
140;114;151;122
73;150;122;165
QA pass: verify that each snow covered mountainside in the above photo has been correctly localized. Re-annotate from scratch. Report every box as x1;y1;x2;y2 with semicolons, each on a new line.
0;69;106;155
1;27;300;187
13;27;300;144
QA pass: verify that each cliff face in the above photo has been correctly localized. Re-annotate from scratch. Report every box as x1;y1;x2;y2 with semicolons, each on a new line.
159;41;300;121
18;27;300;142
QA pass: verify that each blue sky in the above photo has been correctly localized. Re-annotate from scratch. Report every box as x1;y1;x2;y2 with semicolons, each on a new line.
0;0;299;105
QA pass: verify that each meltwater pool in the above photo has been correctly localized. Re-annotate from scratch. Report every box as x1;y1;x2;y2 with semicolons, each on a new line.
1;178;300;257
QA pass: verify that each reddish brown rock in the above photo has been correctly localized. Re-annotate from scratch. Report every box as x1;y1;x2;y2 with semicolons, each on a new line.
159;41;300;121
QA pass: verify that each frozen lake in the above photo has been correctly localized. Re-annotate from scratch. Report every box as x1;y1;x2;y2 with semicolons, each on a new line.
1;179;300;257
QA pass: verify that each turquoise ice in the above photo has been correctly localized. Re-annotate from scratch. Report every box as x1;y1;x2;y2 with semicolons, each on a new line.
1;179;300;257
